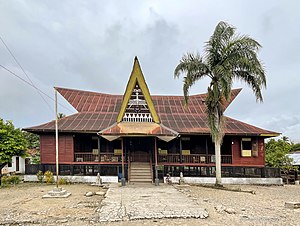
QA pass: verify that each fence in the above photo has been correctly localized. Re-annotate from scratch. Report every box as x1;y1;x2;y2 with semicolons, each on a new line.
25;164;127;178
161;166;280;178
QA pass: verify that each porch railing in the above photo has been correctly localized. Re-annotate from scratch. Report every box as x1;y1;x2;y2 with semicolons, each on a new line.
158;154;232;164
74;153;122;163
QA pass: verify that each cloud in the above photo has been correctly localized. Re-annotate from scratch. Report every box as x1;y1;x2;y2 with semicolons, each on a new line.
0;0;299;142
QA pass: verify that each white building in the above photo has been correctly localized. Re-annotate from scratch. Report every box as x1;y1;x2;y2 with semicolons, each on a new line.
1;156;26;174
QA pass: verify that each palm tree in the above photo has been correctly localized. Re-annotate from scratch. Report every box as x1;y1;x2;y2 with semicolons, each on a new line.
174;21;266;186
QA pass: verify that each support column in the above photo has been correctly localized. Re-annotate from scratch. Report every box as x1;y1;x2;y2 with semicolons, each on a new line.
205;136;209;164
121;138;126;186
179;137;183;174
98;137;101;176
179;137;183;163
154;137;159;186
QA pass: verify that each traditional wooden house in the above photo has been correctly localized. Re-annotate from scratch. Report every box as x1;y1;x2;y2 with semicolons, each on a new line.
24;57;280;183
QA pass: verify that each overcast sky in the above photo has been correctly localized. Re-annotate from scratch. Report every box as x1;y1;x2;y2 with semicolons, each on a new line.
0;0;299;142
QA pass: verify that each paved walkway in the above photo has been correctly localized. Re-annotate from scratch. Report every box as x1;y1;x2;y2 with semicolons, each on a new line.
98;183;208;222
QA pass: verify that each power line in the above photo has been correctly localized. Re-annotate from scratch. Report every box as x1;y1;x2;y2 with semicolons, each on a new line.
0;35;53;112
0;64;74;113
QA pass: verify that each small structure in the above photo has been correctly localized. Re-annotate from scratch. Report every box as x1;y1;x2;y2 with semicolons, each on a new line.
42;187;71;198
1;156;25;175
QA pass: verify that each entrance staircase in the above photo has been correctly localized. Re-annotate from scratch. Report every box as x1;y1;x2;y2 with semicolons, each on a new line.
130;162;152;183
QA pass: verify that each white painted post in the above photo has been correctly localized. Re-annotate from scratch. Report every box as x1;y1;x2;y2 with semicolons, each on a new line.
55;88;59;188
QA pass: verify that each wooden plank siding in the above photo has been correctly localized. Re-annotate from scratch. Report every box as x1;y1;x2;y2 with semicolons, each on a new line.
40;134;74;164
231;137;265;167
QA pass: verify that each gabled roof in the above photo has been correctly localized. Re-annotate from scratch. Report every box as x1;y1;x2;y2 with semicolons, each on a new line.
117;57;160;123
24;87;278;136
24;58;279;137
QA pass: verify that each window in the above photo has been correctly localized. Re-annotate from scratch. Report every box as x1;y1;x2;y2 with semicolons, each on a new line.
181;137;191;155
241;138;252;157
113;139;122;155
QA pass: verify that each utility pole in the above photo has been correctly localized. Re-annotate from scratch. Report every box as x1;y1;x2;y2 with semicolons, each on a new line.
55;88;59;188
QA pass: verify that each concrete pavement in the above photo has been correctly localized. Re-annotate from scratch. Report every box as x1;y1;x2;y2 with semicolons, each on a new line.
97;183;208;222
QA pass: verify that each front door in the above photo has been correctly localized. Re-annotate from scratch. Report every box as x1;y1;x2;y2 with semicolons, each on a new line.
127;137;153;162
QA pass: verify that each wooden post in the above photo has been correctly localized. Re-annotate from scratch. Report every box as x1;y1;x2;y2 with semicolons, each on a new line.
154;137;159;186
55;88;59;188
179;137;182;163
98;137;101;162
121;138;126;186
205;136;209;164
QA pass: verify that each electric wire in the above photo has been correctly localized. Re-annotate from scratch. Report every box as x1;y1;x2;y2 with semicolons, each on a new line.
0;64;74;113
0;35;53;112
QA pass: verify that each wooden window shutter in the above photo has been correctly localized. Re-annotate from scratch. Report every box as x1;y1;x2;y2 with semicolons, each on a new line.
252;138;259;157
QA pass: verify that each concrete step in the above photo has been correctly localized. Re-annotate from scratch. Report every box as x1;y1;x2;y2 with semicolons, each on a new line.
131;170;151;175
130;162;152;183
131;169;151;172
130;165;151;169
130;178;152;183
130;163;150;166
131;176;152;180
131;166;151;169
131;172;151;176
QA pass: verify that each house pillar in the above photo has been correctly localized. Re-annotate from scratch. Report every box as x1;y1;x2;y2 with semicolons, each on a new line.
154;137;159;186
98;137;101;162
179;137;183;163
205;136;209;164
121;138;126;186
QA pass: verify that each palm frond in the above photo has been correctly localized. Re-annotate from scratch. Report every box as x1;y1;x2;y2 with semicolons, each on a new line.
174;53;210;104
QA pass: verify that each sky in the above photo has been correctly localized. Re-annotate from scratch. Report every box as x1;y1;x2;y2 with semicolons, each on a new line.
0;0;299;142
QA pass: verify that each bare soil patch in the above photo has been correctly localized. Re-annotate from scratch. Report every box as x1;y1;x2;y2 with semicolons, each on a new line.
0;183;106;225
1;183;300;225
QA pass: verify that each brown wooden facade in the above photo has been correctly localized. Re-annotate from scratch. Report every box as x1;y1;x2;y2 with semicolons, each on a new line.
39;134;265;167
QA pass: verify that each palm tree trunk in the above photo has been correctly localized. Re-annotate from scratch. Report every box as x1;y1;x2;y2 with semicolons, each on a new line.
215;141;222;186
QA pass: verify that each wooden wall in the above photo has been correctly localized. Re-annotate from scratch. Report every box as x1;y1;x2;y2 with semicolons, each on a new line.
231;137;265;167
40;134;74;164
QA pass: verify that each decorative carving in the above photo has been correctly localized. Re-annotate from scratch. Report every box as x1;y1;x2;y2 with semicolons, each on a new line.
122;82;153;122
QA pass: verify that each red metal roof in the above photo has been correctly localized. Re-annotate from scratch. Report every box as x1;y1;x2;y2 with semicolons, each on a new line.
24;87;278;136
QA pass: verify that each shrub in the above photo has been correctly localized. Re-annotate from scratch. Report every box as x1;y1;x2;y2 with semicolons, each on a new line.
44;171;54;184
36;170;44;183
1;175;9;186
58;178;67;185
1;175;20;186
9;175;20;185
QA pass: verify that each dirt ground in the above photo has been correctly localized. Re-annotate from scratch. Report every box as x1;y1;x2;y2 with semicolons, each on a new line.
0;183;106;225
1;183;300;225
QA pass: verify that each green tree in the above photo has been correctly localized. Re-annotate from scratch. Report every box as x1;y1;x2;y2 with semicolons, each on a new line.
291;143;300;152
265;137;297;184
174;21;266;186
57;113;65;119
265;138;292;168
0;118;28;185
23;131;40;164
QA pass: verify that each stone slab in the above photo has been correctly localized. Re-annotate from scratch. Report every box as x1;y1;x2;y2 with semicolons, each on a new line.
42;187;71;199
97;183;208;222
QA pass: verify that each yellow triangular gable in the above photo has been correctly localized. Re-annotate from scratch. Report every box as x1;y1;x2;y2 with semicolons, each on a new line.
117;57;160;123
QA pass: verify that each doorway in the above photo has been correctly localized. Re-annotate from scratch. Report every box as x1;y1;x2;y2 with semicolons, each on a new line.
126;137;153;162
